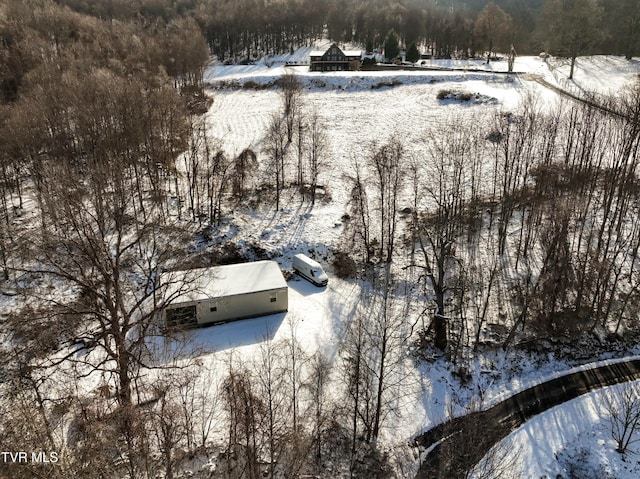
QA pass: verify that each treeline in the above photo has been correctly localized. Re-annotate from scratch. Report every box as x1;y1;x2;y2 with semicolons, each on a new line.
0;0;210;262
0;0;208;104
52;0;640;62
185;0;640;63
195;0;533;61
0;2;213;476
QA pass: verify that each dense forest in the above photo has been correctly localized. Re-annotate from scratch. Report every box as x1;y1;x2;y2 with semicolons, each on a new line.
1;0;640;478
48;0;640;62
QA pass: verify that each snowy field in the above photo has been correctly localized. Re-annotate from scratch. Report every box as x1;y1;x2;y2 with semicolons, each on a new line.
201;50;640;260
202;57;549;259
191;49;640;476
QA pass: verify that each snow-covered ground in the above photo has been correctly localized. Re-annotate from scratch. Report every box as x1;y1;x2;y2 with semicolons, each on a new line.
546;55;640;97
167;275;360;361
202;56;552;262
500;380;640;479
201;50;640;263
3;44;640;477
197;47;640;476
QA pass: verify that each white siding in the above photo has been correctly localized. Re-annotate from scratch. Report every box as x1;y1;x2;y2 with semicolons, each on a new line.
162;261;288;327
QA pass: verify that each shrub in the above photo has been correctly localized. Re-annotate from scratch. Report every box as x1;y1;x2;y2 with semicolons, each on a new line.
371;79;403;89
332;250;357;279
362;56;377;67
436;89;474;101
242;80;267;90
214;79;241;89
436;89;452;100
310;78;326;88
486;130;503;143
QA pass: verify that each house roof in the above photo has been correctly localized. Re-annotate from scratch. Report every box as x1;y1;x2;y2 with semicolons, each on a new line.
162;261;287;305
310;44;362;58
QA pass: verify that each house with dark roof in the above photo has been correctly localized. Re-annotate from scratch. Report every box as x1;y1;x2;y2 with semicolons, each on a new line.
309;43;362;72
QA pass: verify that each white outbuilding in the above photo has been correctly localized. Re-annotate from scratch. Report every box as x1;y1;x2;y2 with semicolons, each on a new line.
161;261;288;328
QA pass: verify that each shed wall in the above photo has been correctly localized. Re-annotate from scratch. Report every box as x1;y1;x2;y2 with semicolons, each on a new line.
196;287;288;325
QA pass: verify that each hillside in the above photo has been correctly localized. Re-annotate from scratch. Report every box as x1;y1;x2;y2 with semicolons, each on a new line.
3;24;640;477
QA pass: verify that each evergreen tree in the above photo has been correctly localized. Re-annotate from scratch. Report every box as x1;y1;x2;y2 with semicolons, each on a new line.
366;37;374;54
406;42;421;63
383;29;400;61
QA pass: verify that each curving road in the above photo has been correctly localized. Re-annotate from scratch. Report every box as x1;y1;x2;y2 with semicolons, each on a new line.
522;73;627;119
413;358;640;479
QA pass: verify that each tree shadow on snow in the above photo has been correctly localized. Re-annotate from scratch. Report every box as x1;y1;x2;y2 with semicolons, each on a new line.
149;312;287;364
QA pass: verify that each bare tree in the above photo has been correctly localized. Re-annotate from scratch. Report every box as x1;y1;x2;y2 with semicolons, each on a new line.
369;140;404;263
280;334;316;479
306;351;332;464
4;64;194;477
539;0;605;79
369;269;415;443
278;71;303;143
473;2;513;64
232;148;259;200
0;341;66;479
183;121;230;225
467;236;502;352
149;382;185;479
23;176;192;476
0;110;24;281
285;320;305;435
0;5;217;478
265;114;288;211
189;363;223;450
601;383;640;454
341;293;376;453
160;16;210;97
341;271;415;453
295;114;306;192
0;208;10;281
436;400;522;479
222;361;262;479
306;109;327;205
183;119;206;221
416;209;460;353
254;338;288;479
345;160;372;263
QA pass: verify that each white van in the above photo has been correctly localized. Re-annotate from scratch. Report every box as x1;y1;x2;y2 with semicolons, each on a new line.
292;253;328;287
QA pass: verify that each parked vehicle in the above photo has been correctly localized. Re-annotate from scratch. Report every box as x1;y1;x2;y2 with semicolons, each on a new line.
292;253;328;286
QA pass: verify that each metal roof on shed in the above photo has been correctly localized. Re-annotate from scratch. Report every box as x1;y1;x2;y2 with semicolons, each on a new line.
162;261;287;304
